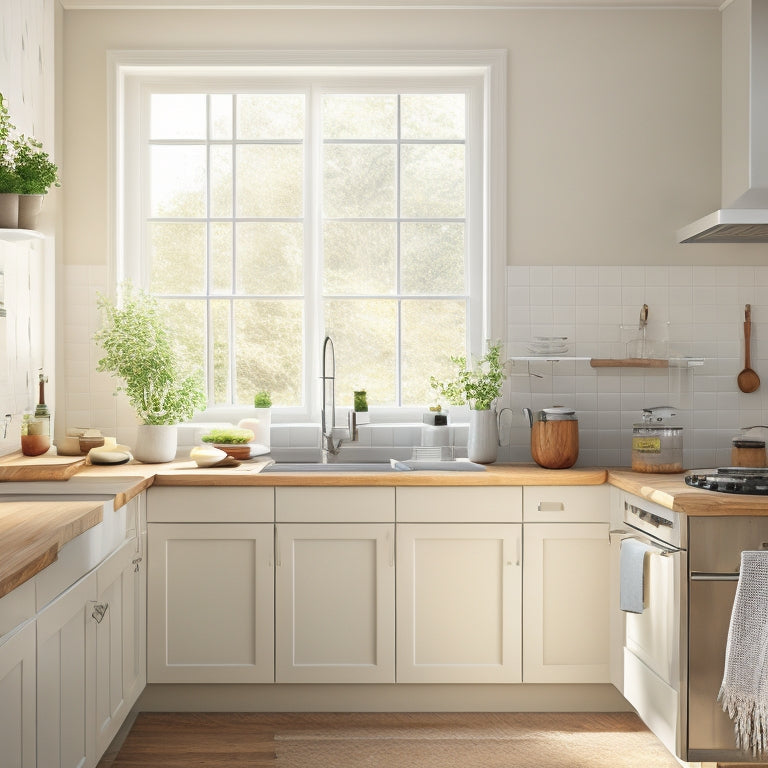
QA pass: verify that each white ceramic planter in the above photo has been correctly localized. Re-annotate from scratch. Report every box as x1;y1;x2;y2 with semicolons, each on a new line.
467;408;499;464
134;424;178;463
238;409;271;448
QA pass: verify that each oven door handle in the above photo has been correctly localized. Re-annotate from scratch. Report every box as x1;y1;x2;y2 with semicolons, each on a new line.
621;533;683;557
690;572;740;581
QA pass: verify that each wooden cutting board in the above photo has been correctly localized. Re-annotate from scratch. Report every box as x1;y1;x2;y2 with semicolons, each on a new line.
0;451;86;481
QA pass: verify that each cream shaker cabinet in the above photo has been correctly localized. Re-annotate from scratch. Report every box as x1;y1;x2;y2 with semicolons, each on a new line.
94;533;146;757
146;487;275;684
396;487;523;684
0;620;36;768
37;571;97;768
274;487;396;683
522;485;610;684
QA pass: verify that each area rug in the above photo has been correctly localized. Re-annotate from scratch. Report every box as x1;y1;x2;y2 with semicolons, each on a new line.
104;712;684;768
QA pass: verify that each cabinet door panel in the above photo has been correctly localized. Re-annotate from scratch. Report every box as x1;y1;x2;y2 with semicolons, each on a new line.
37;572;96;768
523;523;609;683
95;537;145;756
0;621;36;768
397;523;522;683
147;523;273;683
275;523;395;683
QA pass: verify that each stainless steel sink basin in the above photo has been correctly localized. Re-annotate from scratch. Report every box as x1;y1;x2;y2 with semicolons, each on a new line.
263;462;398;472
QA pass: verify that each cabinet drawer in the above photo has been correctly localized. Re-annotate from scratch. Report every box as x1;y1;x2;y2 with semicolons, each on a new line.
276;487;394;523
396;486;522;523
147;487;274;523
523;485;609;523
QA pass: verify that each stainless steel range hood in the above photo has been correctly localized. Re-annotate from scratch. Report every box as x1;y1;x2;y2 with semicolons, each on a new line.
679;0;768;243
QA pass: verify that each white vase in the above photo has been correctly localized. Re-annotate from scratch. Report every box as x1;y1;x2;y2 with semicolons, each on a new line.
467;408;499;464
134;424;178;463
238;409;271;448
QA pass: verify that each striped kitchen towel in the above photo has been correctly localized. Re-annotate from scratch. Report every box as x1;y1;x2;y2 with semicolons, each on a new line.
719;550;768;756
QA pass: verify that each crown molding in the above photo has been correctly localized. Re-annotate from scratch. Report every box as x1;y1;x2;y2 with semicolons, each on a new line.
60;0;723;11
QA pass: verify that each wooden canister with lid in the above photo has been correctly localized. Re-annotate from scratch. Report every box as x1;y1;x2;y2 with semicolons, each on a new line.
731;438;767;467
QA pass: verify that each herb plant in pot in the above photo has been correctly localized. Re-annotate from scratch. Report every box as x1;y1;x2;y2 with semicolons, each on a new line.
94;284;206;463
236;390;272;450
0;93;19;228
430;341;508;464
12;133;60;230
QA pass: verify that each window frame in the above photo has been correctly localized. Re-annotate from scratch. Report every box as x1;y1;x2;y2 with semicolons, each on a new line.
110;49;507;423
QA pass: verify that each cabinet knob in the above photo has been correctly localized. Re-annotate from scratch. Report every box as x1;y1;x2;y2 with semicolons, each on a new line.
132;556;143;573
91;602;109;624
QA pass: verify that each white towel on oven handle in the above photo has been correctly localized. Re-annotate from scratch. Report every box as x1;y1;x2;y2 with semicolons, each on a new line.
719;550;768;757
619;537;653;614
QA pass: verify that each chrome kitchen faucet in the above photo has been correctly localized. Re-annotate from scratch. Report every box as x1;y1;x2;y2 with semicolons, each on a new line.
320;336;357;461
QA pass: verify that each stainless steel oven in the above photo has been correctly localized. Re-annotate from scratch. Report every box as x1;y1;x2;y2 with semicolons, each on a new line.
615;490;768;763
687;515;768;762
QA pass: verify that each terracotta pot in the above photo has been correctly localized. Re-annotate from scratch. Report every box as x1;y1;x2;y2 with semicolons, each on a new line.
0;193;19;228
17;194;44;230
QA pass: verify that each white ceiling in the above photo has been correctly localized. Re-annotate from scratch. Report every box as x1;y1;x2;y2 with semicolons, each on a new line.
59;0;725;10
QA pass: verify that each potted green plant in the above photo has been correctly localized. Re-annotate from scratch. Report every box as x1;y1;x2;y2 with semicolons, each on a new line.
12;133;60;229
0;93;20;228
430;341;507;464
236;390;273;449
94;283;206;463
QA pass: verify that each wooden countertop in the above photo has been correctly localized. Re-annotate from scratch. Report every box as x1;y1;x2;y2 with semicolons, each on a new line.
0;499;104;599
607;469;768;516
151;461;608;487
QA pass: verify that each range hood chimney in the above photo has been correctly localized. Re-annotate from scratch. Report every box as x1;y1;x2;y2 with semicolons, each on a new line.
679;0;768;243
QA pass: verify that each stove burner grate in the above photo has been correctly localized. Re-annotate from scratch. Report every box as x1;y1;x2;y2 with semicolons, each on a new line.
685;467;768;494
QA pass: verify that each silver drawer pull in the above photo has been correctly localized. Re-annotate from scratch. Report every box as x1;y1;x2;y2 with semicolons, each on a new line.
537;501;565;512
91;602;109;623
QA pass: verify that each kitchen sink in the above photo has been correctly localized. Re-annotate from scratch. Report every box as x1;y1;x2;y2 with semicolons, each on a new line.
263;462;398;472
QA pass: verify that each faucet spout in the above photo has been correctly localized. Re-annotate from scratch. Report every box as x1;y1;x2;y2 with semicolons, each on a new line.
321;336;345;458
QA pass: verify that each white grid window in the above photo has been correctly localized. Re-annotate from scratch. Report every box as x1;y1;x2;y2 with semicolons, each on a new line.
116;52;505;421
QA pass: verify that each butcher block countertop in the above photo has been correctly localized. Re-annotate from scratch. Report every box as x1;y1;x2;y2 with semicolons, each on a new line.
0;499;104;599
151;461;608;487
608;469;768;516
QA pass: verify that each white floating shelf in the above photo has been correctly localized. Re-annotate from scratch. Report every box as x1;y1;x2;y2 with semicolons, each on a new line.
0;229;44;242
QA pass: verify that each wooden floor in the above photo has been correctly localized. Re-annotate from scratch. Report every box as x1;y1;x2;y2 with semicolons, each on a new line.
97;711;693;767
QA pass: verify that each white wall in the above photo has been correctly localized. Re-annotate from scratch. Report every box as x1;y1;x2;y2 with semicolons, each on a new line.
56;5;768;465
0;0;55;456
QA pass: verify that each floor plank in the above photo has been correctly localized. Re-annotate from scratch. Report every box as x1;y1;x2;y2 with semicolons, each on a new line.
100;712;689;768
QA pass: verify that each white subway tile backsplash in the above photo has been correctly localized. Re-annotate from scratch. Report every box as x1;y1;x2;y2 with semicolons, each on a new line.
56;263;768;469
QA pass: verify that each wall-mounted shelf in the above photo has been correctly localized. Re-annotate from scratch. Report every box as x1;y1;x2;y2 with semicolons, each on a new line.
0;229;44;243
509;356;705;368
589;357;705;368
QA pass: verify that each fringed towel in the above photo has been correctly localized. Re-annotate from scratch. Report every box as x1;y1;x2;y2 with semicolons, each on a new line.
719;550;768;756
619;538;652;614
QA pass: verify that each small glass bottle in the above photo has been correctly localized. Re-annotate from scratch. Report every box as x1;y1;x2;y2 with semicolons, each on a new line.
21;412;51;456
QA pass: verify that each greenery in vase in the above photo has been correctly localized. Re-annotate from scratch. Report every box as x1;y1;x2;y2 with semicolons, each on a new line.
0;93;59;195
254;391;272;408
0;94;18;193
429;341;506;411
94;284;206;425
12;134;60;194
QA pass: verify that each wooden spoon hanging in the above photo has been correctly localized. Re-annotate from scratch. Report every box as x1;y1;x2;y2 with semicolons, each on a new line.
738;304;760;393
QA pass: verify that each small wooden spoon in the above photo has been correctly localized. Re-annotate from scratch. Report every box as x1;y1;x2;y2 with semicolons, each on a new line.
738;304;761;393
